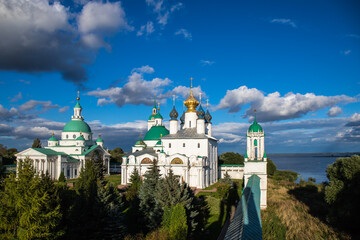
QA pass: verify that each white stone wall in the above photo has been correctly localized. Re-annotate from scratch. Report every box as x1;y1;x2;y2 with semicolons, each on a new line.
220;166;244;179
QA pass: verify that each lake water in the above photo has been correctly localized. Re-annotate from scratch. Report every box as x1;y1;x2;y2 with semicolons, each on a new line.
268;154;340;183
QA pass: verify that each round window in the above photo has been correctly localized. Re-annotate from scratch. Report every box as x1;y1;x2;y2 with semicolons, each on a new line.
73;134;76;139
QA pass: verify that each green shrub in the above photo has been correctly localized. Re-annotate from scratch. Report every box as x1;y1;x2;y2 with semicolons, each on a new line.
273;170;298;182
58;171;66;183
267;159;277;176
162;204;188;240
216;182;230;200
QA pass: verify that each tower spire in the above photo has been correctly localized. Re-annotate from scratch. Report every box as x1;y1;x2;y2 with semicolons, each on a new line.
254;109;257;123
206;99;209;110
173;95;176;106
199;92;202;104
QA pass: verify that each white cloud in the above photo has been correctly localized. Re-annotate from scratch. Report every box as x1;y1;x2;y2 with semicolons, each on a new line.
19;100;59;112
78;1;133;50
201;60;215;66
271;18;297;28
88;68;172;107
166;86;208;102
327;106;343;117
145;0;182;26
132;65;155;74
175;29;192;40
137;21;155;36
341;50;351;55
10;92;22;103
18;79;30;84
216;85;356;122
58;106;69;113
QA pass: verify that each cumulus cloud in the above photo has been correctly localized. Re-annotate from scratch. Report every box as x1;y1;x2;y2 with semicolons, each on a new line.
18;79;31;84
137;21;155;36
78;1;133;50
19;100;59;112
327;106;343;117
271;18;297;28
0;105;20;120
175;29;192;40
341;50;351;55
131;65;155;74
0;0;132;84
10;92;22;103
166;86;208;102
216;85;356;122
88;69;172;107
145;0;183;26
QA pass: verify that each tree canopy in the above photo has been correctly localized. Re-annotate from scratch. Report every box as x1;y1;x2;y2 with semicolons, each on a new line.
32;138;42;148
219;152;244;165
109;147;125;163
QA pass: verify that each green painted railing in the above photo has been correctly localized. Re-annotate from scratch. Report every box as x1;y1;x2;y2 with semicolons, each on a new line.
224;175;262;240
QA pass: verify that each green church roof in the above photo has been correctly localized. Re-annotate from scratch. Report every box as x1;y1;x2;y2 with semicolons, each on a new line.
76;135;85;141
74;101;81;109
96;137;104;143
48;136;58;141
148;112;163;120
63;120;91;133
143;125;169;141
156;140;162;146
248;121;263;133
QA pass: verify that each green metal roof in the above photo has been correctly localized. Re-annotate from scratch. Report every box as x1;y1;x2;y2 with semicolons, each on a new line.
220;164;244;167
76;135;85;141
48;136;58;141
82;145;99;155
148;112;163;120
74;101;81;109
248;121;263;132
63;120;91;133
143;125;169;141
245;152;248;158
32;148;67;156
155;140;162;146
263;151;267;158
96;137;104;143
224;174;262;240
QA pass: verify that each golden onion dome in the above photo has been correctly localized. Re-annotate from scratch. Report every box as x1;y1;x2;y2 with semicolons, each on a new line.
184;87;199;113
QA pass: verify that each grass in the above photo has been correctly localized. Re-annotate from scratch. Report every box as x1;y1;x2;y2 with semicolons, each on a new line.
261;178;351;240
105;174;121;187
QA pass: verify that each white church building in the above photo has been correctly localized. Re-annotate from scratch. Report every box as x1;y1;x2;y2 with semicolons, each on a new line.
16;95;110;180
121;84;218;189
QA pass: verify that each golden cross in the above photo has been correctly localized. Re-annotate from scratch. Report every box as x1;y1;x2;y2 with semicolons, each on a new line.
173;95;176;106
157;102;160;110
206;99;209;109
77;91;80;98
254;109;256;113
190;77;193;88
199;92;202;104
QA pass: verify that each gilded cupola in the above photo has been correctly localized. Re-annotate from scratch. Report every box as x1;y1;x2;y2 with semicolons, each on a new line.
184;78;199;113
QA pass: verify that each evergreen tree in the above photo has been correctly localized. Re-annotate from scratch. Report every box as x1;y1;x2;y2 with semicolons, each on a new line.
32;138;42;148
161;204;188;240
0;158;63;239
126;167;142;202
155;170;208;235
138;159;162;232
125;168;143;234
91;150;106;181
58;171;66;183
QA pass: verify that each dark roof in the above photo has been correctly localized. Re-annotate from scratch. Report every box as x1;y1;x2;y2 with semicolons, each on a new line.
130;148;157;157
161;128;209;139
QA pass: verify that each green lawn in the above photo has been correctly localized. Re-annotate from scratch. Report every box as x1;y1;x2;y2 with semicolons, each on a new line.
105;174;121;187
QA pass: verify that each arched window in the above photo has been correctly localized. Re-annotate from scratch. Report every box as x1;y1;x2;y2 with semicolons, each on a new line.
66;134;68;139
141;158;152;164
171;158;183;164
169;143;171;148
189;121;191;128
183;143;185;147
198;143;200;148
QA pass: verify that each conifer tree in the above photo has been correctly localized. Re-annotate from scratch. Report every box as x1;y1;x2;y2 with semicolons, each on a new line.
0;158;63;239
126;168;142;202
58;171;66;183
155;169;209;235
138;159;162;232
162;204;188;240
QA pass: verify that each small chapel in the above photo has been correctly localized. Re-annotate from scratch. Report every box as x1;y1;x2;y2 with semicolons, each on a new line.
16;95;111;180
121;81;218;189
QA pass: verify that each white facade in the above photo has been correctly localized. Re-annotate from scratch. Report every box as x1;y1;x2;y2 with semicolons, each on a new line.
122;87;218;189
16;97;110;180
244;118;267;209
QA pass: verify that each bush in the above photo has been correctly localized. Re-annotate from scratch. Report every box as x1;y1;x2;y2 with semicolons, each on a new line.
58;171;66;183
216;182;230;200
273;170;298;182
267;159;277;176
325;155;360;234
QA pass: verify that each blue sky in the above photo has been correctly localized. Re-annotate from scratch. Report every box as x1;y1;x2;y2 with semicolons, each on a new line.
0;0;359;153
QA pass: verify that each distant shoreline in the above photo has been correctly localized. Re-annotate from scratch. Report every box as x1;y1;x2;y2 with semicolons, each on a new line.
267;152;360;158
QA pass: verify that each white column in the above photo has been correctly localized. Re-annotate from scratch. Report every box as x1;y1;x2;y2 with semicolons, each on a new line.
184;112;197;129
170;120;178;134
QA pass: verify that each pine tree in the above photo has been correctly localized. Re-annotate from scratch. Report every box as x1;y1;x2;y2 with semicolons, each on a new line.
58;171;66;183
32;138;42;148
138;159;162;232
155;169;209;235
0;158;63;239
161;204;188;240
126;168;142;202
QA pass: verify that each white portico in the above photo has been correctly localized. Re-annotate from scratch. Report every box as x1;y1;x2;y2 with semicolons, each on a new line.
122;81;218;189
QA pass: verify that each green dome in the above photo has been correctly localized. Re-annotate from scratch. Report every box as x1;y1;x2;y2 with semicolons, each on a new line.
148;112;163;120
156;140;162;146
48;136;58;141
144;126;169;141
74;101;82;108
76;135;85;141
248;121;263;132
96;137;104;143
135;139;145;146
63;120;92;133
